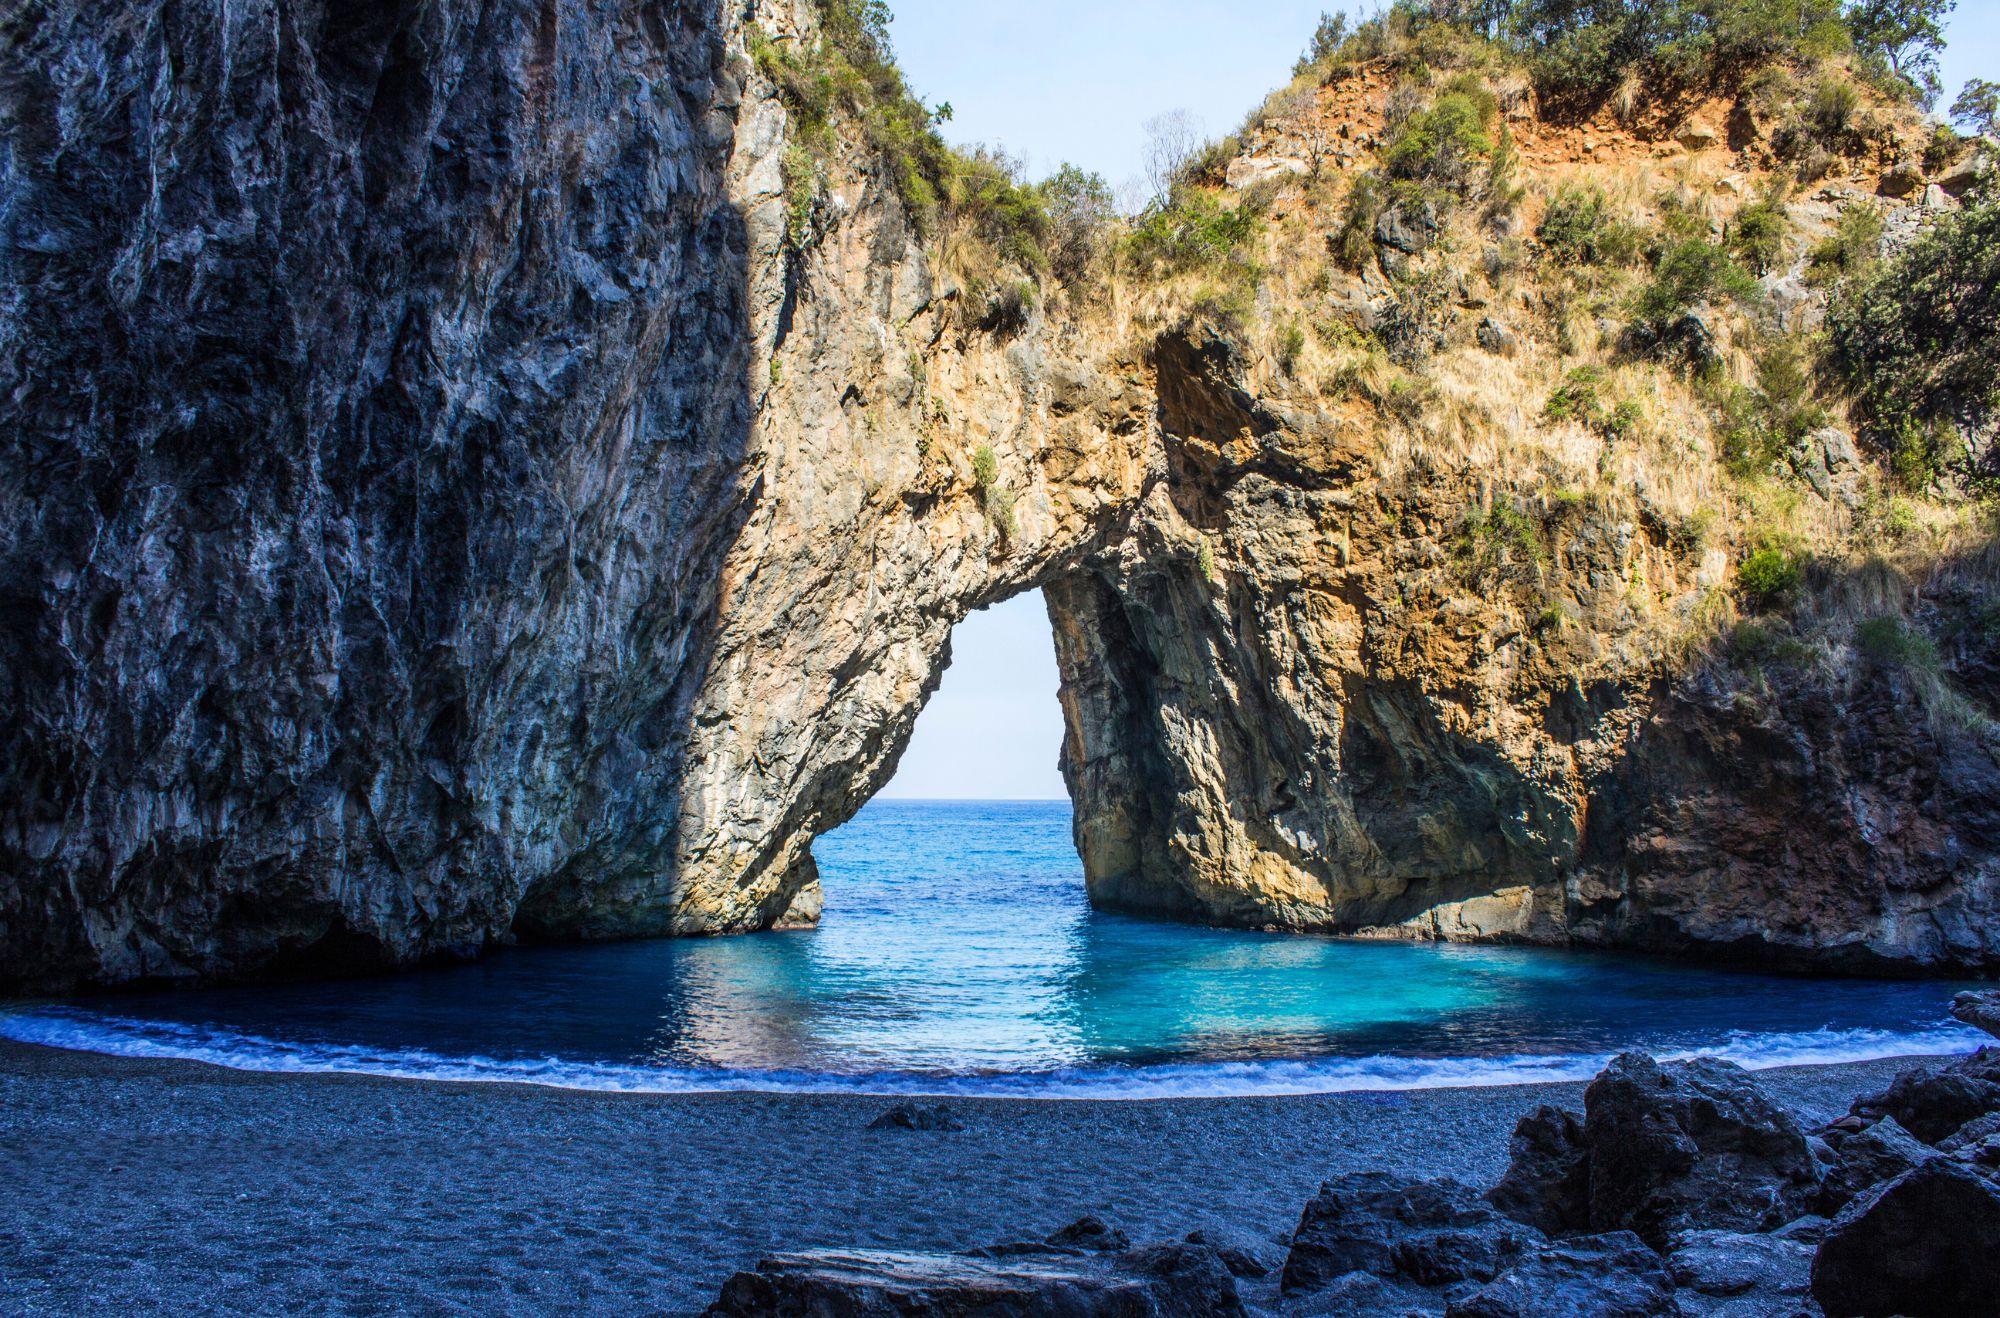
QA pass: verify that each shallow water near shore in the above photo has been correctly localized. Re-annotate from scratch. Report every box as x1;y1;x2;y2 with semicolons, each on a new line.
4;800;1987;1097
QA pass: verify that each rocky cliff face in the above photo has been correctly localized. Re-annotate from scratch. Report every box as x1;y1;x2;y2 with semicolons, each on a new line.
2;0;1995;994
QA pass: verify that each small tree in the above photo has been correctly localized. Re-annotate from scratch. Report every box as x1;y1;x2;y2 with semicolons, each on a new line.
1847;0;1955;106
1953;78;2000;139
1142;110;1204;209
1040;164;1115;285
1297;10;1350;73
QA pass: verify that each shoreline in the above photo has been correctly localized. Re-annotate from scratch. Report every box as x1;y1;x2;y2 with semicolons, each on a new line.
0;1038;1967;1315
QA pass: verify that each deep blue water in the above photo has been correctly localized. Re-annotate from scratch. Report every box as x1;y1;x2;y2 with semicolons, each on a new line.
3;800;1986;1096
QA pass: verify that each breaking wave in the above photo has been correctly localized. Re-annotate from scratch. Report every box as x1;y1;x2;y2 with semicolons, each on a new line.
2;1006;1982;1101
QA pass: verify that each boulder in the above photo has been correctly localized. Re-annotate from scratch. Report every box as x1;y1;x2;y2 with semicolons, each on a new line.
1376;200;1441;256
1666;1229;1814;1313
1226;155;1308;190
1951;989;2000;1040
1488;1105;1591;1235
1475;317;1516;356
1443;1232;1675;1318
1283;1173;1541;1295
1812;1115;1941;1216
1492;1055;1818;1248
1935;154;1991;199
705;1243;1245;1317
1953;1133;2000;1173
968;1215;1131;1260
1850;1048;2000;1144
1678;124;1720;151
1181;1228;1274;1280
1810;1161;2000;1318
867;1103;964;1132
1878;161;1925;198
1938;1111;2000;1153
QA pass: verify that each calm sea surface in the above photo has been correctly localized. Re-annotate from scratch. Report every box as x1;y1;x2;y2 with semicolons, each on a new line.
4;800;1985;1096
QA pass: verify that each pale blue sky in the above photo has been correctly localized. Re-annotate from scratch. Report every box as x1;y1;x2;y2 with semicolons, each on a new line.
878;2;1998;802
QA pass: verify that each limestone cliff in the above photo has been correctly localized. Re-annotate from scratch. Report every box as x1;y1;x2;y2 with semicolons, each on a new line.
2;0;1995;994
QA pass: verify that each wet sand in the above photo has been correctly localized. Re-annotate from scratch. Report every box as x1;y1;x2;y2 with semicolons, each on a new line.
0;1040;1945;1315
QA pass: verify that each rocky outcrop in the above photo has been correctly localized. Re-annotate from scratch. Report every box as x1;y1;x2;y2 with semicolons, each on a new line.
3;1;1998;992
705;1242;1245;1317
1953;990;2000;1039
1487;1054;1819;1248
701;1050;2000;1317
1281;1173;1541;1295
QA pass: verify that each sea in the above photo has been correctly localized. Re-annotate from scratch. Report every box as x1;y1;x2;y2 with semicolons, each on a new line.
2;799;1986;1098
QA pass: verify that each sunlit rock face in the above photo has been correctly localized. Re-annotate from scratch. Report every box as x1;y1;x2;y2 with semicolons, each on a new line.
3;1;1995;993
1047;331;2000;974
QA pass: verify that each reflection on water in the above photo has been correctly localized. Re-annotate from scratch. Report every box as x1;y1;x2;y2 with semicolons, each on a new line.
6;800;1987;1090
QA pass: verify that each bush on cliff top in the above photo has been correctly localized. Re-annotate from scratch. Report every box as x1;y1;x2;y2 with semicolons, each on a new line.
758;2;1060;280
1300;0;1935;114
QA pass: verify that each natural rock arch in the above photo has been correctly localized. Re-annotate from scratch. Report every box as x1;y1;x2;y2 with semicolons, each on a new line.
2;0;1995;994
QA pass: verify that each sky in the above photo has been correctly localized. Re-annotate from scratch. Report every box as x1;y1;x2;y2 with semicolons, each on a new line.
876;1;1999;803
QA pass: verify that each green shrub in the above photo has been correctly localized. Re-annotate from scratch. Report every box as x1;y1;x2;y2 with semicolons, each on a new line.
1456;502;1545;585
1717;336;1828;477
972;444;1000;489
1383;79;1498;190
1277;321;1309;373
1805;202;1885;285
1635;233;1758;326
1544;366;1608;426
1736;545;1803;607
1296;11;1352;76
1128;188;1264;272
1805;76;1860;137
1728;183;1790;276
1508;0;1856;109
1826;193;2000;495
1536;187;1639;266
1332;174;1385;271
1854;615;1938;668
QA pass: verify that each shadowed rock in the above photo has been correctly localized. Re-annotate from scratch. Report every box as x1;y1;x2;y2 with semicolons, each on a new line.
1490;1054;1818;1248
1812;1115;1941;1217
1282;1172;1541;1295
1443;1232;1674;1318
1811;1161;2000;1318
1665;1229;1814;1316
703;1243;1245;1317
1850;1048;2000;1144
1951;989;2000;1040
1487;1105;1590;1235
867;1103;964;1132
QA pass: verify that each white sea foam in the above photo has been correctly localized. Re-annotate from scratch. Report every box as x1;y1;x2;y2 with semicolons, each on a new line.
0;1006;1985;1100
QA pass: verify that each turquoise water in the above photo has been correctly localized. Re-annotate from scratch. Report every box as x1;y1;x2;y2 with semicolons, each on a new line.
3;800;1986;1096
